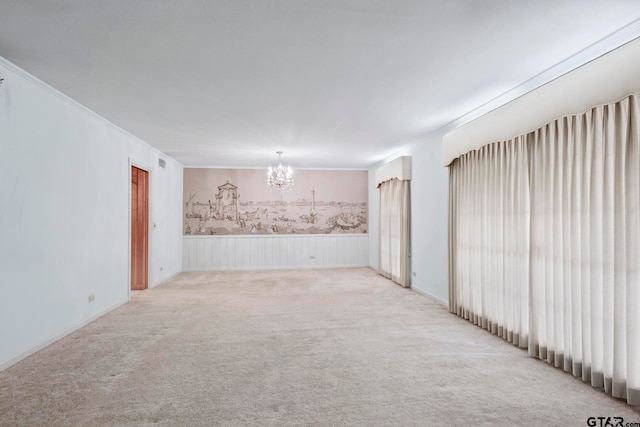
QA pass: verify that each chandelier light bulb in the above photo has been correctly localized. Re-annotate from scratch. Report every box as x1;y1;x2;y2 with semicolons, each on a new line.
267;151;294;191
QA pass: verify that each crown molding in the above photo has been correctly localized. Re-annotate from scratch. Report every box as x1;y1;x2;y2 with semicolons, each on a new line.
432;18;640;138
0;55;183;168
368;20;640;170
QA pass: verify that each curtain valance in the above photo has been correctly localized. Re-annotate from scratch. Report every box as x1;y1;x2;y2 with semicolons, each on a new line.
443;37;640;166
375;156;411;187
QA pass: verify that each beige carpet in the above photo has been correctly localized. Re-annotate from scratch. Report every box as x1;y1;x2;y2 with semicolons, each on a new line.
1;268;638;426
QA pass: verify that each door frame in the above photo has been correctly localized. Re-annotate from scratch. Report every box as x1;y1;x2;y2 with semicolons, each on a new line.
128;159;153;300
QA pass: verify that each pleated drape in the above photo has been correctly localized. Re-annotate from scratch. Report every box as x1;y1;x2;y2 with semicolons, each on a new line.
449;138;530;347
379;178;411;287
449;94;640;405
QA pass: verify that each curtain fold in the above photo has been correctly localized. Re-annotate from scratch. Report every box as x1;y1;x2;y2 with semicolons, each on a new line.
449;139;530;347
379;178;411;287
449;94;639;405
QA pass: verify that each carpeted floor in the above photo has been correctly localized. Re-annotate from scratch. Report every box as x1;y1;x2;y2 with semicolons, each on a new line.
1;268;638;426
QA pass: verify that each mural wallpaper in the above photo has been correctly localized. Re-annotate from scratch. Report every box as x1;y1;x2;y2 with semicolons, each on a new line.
183;168;368;235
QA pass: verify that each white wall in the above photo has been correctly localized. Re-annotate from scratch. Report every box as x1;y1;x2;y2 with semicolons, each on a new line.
184;234;368;270
0;58;183;370
408;136;449;304
369;134;449;304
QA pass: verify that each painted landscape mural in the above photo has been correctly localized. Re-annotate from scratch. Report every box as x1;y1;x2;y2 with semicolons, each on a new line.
183;169;368;235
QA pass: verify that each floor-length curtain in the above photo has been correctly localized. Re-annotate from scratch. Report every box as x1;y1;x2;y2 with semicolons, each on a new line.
528;95;639;404
449;94;639;405
379;178;410;287
449;138;530;347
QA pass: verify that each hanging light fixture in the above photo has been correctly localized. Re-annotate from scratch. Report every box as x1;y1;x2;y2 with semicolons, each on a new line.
267;151;294;191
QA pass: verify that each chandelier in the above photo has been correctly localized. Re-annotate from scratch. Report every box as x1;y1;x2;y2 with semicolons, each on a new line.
267;151;294;191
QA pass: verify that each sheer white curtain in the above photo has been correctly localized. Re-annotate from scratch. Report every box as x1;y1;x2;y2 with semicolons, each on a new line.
449;94;639;405
379;178;410;287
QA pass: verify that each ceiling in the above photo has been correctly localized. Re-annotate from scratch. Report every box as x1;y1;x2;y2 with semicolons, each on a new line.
1;1;640;168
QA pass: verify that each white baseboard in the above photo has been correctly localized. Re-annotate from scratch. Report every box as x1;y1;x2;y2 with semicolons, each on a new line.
0;298;129;372
411;286;448;306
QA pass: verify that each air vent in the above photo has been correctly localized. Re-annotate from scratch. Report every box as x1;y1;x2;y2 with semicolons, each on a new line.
158;158;166;168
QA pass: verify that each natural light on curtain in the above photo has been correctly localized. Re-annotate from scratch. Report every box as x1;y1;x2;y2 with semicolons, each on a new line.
448;137;530;347
379;178;410;287
449;94;639;405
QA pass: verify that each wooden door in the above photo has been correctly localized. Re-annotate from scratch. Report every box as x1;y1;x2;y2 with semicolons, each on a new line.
131;166;149;290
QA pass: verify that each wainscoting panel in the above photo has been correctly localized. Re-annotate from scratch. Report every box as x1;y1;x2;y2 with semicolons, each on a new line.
183;234;369;271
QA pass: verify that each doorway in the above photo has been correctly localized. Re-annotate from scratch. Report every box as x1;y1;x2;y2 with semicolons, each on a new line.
131;166;149;291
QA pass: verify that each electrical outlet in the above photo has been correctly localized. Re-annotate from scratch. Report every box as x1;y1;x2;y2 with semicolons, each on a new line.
160;266;163;271
413;272;416;277
309;255;315;260
88;294;95;302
